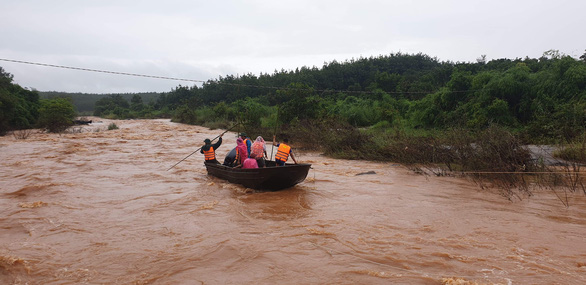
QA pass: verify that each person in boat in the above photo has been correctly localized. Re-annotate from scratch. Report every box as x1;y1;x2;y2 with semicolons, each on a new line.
272;135;297;166
200;134;223;164
241;157;259;169
250;136;268;168
223;147;237;166
234;137;249;167
239;132;252;158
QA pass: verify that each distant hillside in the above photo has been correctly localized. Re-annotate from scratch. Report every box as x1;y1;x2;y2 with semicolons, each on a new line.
39;91;162;114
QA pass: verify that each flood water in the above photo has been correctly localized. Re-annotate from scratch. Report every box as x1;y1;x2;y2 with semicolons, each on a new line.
2;119;586;284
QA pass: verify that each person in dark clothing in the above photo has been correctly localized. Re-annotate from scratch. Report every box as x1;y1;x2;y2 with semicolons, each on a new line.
200;134;223;164
223;147;237;166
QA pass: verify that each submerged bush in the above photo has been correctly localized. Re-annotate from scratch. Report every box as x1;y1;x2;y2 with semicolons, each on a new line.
108;123;119;130
37;98;76;133
12;129;34;139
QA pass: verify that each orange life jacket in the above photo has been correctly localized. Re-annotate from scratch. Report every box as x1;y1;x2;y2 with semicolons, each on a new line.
203;147;215;161
275;143;291;162
243;138;251;156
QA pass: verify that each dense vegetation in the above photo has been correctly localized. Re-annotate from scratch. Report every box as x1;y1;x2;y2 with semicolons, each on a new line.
0;67;77;134
40;91;160;115
88;51;585;144
2;51;585;147
36;97;77;133
0;67;40;135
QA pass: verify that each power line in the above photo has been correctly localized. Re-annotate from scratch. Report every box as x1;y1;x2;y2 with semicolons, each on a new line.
0;58;206;83
0;57;479;95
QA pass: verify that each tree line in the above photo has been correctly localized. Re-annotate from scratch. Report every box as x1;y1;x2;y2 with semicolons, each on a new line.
0;67;163;134
40;91;160;115
2;51;585;145
90;51;585;145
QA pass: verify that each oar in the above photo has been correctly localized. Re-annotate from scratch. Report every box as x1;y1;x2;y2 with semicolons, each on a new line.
269;107;279;161
167;122;241;171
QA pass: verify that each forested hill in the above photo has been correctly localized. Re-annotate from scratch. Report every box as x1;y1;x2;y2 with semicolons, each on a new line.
39;91;160;114
148;51;583;143
2;51;585;144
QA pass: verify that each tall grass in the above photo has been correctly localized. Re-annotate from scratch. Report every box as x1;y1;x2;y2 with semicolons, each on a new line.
284;122;584;204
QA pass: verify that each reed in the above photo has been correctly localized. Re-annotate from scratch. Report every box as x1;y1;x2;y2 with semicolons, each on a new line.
11;129;34;140
284;122;585;204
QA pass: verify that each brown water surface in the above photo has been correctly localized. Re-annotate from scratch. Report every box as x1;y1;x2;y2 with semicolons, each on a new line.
1;119;585;284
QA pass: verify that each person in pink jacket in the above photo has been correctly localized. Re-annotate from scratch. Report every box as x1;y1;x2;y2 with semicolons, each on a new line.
235;137;248;167
242;158;259;169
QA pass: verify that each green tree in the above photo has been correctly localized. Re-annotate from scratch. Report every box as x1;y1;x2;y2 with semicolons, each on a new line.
0;88;17;135
233;98;269;128
373;72;401;93
94;94;130;117
486;98;515;126
408;92;444;128
173;104;197;125
130;94;144;112
37;98;76;133
276;83;319;124
0;67;40;135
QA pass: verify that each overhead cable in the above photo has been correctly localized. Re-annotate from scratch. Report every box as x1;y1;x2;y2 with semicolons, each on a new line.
1;57;479;94
0;58;206;83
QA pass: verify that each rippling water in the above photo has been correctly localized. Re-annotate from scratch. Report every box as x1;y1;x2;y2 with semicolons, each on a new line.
1;119;586;284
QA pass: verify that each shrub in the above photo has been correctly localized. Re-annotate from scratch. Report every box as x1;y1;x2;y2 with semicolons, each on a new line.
12;129;34;139
37;98;76;133
172;105;197;124
108;123;119;130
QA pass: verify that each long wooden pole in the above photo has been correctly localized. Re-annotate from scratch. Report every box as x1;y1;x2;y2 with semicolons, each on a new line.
269;107;280;161
167;122;240;171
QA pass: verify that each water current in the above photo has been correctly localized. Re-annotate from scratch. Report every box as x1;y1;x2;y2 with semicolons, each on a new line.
1;119;585;284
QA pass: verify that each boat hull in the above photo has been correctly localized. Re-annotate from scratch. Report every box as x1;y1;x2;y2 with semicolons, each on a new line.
204;161;311;190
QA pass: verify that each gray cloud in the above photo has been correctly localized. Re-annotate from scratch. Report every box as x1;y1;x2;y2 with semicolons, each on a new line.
1;0;585;93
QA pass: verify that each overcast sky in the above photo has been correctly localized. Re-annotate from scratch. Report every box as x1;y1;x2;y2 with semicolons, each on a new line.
1;0;584;93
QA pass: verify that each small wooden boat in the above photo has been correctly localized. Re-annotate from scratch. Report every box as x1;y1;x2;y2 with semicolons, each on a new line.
204;161;312;190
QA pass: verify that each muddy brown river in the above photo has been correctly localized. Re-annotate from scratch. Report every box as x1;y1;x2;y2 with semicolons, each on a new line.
1;119;585;284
